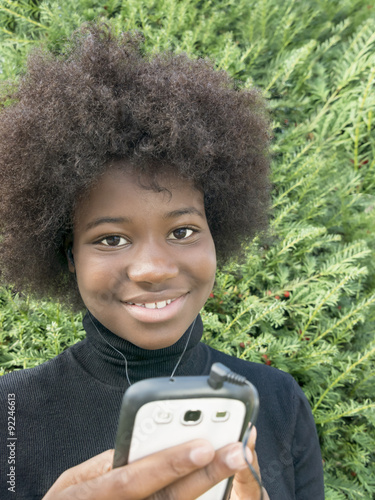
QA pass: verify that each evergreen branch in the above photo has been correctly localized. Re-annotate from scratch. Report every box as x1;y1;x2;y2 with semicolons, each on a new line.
316;402;375;424
240;40;266;69
308;294;375;346
276;226;326;256
319;246;370;276
270;201;299;228
297;158;332;204
0;26;12;35
351;370;375;392
342;21;375;72
0;4;48;30
272;178;304;209
0;32;33;43
325;480;367;498
313;345;375;413
265;40;317;92
300;273;361;339
269;0;297;50
353;67;375;170
279;24;375;145
291;347;337;371
221;300;284;336
281;142;318;174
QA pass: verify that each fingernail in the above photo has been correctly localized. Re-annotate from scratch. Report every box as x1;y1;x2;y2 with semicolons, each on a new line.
245;446;253;463
224;445;248;470
248;426;257;446
190;444;214;466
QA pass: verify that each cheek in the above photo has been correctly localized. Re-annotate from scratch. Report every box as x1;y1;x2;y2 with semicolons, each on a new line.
194;240;217;290
75;258;122;304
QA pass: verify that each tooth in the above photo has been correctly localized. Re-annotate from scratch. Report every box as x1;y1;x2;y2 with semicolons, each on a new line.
135;299;175;309
145;303;157;309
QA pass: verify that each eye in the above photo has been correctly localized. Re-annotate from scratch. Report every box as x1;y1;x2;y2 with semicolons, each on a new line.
99;235;129;247
168;228;195;240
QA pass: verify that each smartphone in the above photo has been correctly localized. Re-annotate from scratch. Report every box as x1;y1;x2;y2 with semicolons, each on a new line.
113;363;259;500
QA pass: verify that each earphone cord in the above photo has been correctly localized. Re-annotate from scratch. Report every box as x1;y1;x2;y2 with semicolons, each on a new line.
87;311;197;387
170;316;196;379
87;311;132;386
242;381;264;500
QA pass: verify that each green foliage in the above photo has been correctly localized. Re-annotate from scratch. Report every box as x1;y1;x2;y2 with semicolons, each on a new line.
0;287;84;374
1;0;375;498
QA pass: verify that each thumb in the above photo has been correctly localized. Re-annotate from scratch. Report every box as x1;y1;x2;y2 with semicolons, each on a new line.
231;427;269;500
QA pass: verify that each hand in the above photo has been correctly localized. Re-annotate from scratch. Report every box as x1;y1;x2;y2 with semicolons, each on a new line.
230;427;270;500
43;438;254;500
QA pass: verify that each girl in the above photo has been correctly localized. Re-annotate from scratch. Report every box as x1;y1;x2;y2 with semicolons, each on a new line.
0;24;324;499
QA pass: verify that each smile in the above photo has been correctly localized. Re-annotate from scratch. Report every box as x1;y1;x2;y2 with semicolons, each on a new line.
126;298;176;309
121;294;188;323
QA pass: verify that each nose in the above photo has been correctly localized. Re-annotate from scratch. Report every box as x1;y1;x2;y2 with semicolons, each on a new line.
126;242;179;284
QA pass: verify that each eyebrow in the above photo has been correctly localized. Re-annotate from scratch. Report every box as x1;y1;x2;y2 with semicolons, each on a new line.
85;208;204;231
163;208;205;220
85;217;131;231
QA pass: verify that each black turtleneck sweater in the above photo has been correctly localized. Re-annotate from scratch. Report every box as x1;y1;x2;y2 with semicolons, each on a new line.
0;314;324;499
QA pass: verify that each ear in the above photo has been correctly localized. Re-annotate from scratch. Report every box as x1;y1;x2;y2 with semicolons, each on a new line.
64;237;75;273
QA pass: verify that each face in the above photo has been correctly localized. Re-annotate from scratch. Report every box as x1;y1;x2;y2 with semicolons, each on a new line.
70;165;216;349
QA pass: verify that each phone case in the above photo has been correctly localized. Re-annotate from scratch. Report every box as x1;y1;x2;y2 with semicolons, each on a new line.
113;374;259;500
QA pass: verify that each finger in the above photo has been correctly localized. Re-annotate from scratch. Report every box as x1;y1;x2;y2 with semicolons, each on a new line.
43;450;115;498
159;441;250;500
46;439;215;500
230;427;265;500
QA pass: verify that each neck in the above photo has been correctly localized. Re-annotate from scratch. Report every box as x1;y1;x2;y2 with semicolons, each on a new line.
80;311;205;387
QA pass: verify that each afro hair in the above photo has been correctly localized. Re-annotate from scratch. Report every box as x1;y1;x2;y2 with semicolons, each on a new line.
0;23;270;308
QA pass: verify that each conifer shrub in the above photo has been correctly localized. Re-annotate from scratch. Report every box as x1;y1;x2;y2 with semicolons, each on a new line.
0;0;374;497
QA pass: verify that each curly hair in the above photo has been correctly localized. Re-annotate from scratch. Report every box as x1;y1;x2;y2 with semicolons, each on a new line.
0;23;270;308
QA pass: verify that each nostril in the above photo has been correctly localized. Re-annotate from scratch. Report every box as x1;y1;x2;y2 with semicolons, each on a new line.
127;261;178;283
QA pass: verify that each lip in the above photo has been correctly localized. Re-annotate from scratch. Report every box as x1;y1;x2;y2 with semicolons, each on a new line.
121;293;188;323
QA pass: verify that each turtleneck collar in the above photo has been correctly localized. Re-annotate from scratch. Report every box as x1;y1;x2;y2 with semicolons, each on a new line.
72;311;205;389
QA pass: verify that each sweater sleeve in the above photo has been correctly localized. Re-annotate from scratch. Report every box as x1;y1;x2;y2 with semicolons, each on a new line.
292;379;325;499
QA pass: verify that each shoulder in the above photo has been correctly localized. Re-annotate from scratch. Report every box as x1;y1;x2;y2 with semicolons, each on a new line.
0;344;80;401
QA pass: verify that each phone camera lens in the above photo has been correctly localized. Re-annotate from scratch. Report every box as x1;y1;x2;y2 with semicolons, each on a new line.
183;410;202;424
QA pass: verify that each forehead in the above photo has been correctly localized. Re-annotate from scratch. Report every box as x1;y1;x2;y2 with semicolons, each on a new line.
74;164;205;224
